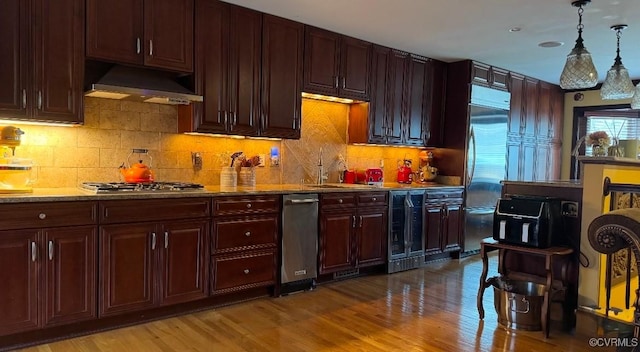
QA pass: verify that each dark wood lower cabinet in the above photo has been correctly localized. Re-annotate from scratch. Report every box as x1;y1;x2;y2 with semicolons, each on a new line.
0;226;96;335
424;189;464;257
100;220;209;317
319;192;387;275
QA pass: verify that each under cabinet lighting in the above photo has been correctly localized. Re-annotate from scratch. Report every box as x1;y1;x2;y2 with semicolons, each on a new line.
0;119;81;127
301;92;357;104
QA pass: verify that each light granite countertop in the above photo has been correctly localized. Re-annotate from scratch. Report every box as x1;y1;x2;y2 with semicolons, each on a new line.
501;180;583;188
0;182;463;203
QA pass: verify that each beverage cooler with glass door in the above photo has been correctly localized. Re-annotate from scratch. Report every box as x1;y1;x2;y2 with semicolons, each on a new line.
388;190;425;273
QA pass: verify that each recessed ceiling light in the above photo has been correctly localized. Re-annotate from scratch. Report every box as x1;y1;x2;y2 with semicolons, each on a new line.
509;27;522;32
538;41;564;48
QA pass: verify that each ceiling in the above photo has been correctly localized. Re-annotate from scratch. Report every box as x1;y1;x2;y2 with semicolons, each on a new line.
222;0;640;86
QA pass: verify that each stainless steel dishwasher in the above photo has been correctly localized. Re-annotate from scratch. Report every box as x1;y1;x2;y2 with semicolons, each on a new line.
281;193;319;294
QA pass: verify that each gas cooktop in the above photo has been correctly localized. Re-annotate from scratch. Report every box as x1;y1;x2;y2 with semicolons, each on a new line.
80;182;205;193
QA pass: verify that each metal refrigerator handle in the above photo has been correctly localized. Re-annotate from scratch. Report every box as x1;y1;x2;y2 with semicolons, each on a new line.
467;126;477;185
288;198;319;204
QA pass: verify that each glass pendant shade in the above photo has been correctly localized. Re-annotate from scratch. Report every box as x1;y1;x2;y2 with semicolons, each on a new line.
559;0;598;90
600;25;634;100
559;46;598;89
600;64;634;100
631;84;640;109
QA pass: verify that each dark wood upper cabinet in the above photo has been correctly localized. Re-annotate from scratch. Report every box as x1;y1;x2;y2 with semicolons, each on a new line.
86;0;193;73
0;0;84;123
522;77;539;137
304;27;371;100
349;49;437;147
260;14;304;139
508;73;525;136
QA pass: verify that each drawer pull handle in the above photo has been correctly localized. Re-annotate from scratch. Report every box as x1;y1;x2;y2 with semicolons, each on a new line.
246;203;252;208
48;240;53;260
338;199;343;204
244;269;250;274
245;231;251;237
164;231;169;249
39;213;46;220
151;232;156;250
31;241;37;262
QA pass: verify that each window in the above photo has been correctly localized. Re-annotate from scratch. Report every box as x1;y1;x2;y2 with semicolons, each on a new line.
585;115;640;157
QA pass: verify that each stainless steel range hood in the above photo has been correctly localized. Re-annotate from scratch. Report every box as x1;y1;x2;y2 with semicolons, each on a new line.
85;65;203;105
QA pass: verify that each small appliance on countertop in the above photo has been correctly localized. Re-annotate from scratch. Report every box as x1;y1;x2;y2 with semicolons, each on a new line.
396;159;413;184
354;168;384;187
119;148;155;183
0;126;35;193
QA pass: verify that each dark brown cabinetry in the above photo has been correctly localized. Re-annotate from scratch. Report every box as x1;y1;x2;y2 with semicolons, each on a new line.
441;60;563;183
0;0;84;123
424;189;464;256
260;14;304;139
180;2;303;139
86;0;193;72
349;47;441;146
0;202;97;336
211;195;279;294
303;27;371;100
319;192;387;275
98;198;209;317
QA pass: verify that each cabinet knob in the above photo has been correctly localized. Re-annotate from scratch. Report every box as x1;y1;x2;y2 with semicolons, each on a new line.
338;199;343;204
372;197;377;202
243;269;250;274
245;231;251;237
38;213;46;220
246;203;252;208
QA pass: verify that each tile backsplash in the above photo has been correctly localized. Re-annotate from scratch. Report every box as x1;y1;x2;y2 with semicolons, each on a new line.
10;97;427;188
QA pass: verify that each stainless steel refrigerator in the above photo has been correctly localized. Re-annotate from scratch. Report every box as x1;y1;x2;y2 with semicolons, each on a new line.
464;85;510;253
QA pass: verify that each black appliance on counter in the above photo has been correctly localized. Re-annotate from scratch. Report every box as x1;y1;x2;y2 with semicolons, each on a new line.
493;195;564;248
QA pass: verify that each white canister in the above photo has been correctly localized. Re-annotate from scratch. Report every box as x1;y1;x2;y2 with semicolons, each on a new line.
220;167;237;188
238;167;256;187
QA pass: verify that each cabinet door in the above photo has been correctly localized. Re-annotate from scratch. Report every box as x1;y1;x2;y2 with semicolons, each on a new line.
143;0;194;72
339;36;371;100
99;223;156;317
534;143;550;182
550;86;564;142
367;45;391;144
33;0;84;123
491;67;509;91
471;62;490;87
227;5;261;136
260;15;303;139
356;207;387;267
442;203;462;252
424;203;443;255
387;50;407;145
86;0;143;65
404;55;431;146
193;0;228;133
43;226;96;327
0;0;28;118
319;209;356;274
159;220;208;306
550;143;562;180
522;77;538;137
521;141;536;182
303;27;340;96
536;82;552;140
0;230;39;335
506;140;521;181
508;73;524;135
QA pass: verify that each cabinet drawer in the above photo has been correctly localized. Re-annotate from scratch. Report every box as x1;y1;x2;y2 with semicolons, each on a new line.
320;193;356;208
100;198;210;224
211;250;277;294
357;192;387;206
0;201;97;230
425;189;464;200
213;196;280;216
212;216;278;253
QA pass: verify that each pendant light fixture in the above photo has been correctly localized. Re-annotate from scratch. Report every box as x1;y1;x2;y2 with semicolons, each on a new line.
600;25;635;100
631;85;640;109
559;0;598;90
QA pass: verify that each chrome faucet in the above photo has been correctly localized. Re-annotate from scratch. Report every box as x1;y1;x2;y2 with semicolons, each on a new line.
317;148;327;185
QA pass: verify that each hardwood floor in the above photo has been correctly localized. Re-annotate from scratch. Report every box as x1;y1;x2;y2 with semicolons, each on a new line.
20;254;608;351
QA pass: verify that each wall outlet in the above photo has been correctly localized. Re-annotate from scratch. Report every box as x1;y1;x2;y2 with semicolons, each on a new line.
191;152;203;170
257;154;266;167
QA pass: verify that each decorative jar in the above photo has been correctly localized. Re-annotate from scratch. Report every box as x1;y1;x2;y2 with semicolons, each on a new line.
238;167;256;187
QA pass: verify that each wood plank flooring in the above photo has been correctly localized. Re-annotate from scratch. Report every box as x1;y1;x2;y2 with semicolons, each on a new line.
20;254;609;351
